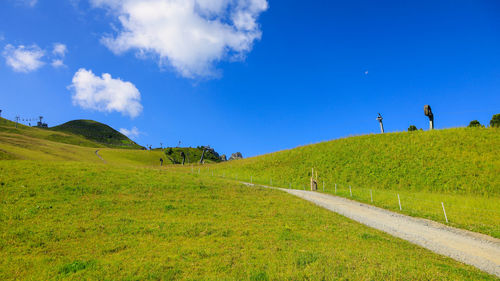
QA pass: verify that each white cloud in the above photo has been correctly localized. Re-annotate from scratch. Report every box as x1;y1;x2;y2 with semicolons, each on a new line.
3;44;45;73
51;59;65;68
119;126;140;139
69;68;143;118
91;0;268;78
51;43;68;68
3;43;69;71
53;43;67;57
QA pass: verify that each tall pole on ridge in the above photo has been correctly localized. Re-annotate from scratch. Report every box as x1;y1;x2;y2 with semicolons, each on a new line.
424;105;434;130
376;113;384;133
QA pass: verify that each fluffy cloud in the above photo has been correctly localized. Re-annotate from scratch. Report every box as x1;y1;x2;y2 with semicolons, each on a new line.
3;43;69;71
3;44;45;73
91;0;268;78
119;126;140;139
69;68;143;118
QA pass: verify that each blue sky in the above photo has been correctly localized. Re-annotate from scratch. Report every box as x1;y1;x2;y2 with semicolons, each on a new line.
1;0;499;157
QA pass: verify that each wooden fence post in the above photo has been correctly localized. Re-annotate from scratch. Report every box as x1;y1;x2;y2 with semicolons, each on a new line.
441;202;448;223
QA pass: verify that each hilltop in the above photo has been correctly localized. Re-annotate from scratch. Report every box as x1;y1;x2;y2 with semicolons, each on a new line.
50;120;143;149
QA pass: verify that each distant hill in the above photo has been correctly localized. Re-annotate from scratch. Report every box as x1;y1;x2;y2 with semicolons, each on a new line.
50;120;143;149
0;117;163;164
0;117;106;149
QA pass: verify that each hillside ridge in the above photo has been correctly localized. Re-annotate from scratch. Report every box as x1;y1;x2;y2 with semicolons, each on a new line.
50;119;143;149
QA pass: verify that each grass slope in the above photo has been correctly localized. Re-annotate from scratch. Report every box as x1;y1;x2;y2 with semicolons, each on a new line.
50;120;143;149
0;160;494;280
98;149;165;167
207;127;500;237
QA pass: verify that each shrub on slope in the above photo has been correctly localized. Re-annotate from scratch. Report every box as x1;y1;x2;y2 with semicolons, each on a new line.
163;147;222;164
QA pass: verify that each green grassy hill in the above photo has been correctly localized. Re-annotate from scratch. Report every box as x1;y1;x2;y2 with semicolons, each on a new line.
0;119;498;279
50;120;143;149
213;127;499;195
0;117;105;154
207;127;500;237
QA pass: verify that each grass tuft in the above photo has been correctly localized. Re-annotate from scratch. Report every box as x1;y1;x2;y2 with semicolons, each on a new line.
59;260;96;274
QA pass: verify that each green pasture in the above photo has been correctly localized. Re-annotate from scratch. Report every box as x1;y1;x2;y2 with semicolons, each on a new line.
0;161;495;280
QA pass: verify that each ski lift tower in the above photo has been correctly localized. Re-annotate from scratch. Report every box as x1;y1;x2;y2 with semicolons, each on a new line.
376;113;384;133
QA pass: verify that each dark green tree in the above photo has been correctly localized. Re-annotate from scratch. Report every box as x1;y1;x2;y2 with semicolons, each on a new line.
468;120;482;127
490;114;500;128
166;147;173;155
408;125;417;132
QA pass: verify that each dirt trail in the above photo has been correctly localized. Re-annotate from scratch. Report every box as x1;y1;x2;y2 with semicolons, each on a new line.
244;183;500;277
95;149;106;163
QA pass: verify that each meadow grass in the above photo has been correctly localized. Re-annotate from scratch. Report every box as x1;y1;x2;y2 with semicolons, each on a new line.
0;160;496;280
99;148;165;167
0;132;101;162
198;127;500;237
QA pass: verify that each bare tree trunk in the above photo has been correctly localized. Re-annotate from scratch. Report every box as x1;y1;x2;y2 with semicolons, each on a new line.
200;148;207;164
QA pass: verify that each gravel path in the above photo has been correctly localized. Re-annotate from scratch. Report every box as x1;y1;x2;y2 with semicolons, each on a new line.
244;183;500;277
